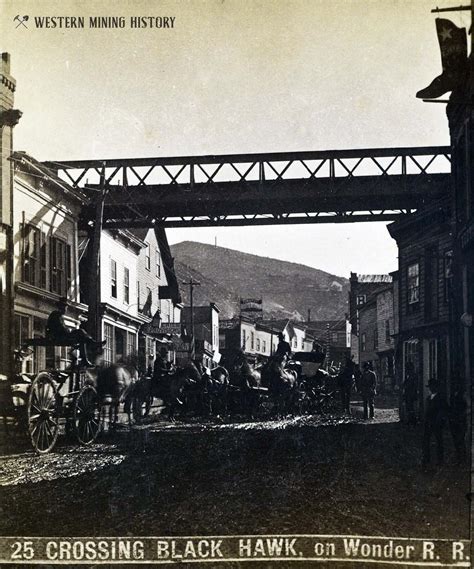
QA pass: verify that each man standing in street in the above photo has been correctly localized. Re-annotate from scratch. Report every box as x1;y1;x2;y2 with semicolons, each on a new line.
359;361;377;420
422;378;448;467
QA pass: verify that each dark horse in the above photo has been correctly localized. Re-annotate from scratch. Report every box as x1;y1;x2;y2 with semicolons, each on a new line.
261;354;299;416
222;349;265;418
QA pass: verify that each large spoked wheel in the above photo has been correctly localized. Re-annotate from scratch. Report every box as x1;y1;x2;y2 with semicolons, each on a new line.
28;372;60;454
74;385;101;445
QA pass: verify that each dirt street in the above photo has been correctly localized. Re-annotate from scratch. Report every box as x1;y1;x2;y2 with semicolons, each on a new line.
0;402;469;542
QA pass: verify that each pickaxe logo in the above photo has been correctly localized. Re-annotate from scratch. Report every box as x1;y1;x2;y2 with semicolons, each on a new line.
14;15;29;29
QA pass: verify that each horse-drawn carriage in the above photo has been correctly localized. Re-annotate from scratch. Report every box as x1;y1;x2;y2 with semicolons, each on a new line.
4;338;101;453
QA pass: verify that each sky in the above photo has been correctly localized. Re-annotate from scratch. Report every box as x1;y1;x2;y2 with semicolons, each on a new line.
1;0;463;277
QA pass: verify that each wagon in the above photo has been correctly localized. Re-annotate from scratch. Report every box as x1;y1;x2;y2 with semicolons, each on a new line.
10;339;101;453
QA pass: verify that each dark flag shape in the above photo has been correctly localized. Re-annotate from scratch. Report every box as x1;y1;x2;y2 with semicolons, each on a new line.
416;18;467;99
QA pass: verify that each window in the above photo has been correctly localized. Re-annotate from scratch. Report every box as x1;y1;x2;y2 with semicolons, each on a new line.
123;267;130;304
145;243;151;270
33;317;46;373
104;323;114;365
14;314;32;373
256;338;260;351
407;262;419;304
356;294;366;306
385;319;391;342
50;237;70;296
250;331;255;350
156;249;161;277
22;226;70;294
427;338;437;380
127;332;136;357
361;333;366;352
23;225;40;287
241;330;246;349
300;337;304;349
137;281;141;310
293;337;297;348
110;259;117;298
444;250;453;303
262;340;266;352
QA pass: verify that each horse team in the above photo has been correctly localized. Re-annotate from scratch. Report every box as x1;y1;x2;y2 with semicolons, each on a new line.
109;348;349;424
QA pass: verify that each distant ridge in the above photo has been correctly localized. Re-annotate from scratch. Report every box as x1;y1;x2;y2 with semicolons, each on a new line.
171;241;349;321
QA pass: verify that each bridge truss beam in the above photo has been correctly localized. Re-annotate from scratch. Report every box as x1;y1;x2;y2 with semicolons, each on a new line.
44;146;451;229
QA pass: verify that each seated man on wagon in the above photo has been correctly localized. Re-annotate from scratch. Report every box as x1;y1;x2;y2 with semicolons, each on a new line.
46;297;105;366
275;333;292;359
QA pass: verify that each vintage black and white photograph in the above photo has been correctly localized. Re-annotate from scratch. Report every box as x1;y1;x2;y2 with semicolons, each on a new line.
0;0;472;566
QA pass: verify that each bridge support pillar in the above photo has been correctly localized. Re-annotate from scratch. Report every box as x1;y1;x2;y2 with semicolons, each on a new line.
0;53;21;381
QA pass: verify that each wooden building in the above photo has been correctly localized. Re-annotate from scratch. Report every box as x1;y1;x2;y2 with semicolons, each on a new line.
387;197;453;413
446;46;474;392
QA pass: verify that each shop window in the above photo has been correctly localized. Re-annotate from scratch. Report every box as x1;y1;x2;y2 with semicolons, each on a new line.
104;323;114;365
127;331;136;357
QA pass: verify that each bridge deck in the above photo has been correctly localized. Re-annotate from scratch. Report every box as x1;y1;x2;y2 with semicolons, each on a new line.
45;146;451;228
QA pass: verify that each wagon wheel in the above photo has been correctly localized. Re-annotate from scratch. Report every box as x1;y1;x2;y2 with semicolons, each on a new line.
74;385;101;445
27;372;60;454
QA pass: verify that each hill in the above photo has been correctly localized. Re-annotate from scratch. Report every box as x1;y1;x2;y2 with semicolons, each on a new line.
170;241;348;321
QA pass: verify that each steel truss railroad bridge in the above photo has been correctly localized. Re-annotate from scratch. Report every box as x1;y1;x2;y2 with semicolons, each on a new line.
46;146;451;229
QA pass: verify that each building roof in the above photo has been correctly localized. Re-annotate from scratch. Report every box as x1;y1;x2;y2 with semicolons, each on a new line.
129;227;182;304
354;274;393;284
12;151;88;205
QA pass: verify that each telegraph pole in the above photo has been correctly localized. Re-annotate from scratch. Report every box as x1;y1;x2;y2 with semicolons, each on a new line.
182;277;200;360
87;164;106;342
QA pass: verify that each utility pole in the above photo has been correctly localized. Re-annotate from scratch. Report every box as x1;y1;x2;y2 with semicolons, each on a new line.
182;277;200;360
87;164;106;342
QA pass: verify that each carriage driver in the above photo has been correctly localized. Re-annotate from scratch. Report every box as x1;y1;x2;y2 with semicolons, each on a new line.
275;333;292;359
46;297;106;366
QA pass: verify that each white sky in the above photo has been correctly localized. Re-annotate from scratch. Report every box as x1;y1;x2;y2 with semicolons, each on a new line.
2;0;462;277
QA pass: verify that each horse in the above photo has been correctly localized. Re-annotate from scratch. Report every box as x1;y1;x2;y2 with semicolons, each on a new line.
221;350;266;418
207;365;230;418
262;354;299;417
94;358;139;430
164;361;209;420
